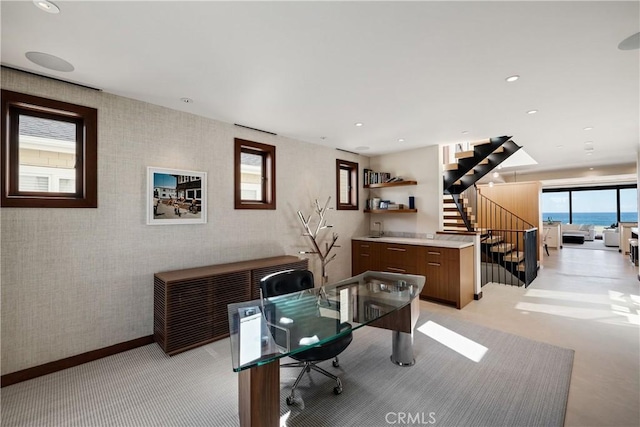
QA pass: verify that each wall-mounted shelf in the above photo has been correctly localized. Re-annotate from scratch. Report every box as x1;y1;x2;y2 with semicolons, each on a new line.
364;209;418;214
364;179;417;213
364;180;417;189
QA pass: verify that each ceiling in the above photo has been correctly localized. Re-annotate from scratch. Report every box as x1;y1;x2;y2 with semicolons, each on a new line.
2;1;639;176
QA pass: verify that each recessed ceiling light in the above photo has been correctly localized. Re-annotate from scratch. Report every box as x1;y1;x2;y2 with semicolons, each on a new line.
461;131;469;135
354;122;363;127
589;167;594;170
583;127;593;131
526;109;538;115
505;75;519;83
180;97;193;103
586;152;593;156
33;0;59;13
492;172;500;178
25;51;73;72
488;182;494;187
398;138;405;143
354;146;369;151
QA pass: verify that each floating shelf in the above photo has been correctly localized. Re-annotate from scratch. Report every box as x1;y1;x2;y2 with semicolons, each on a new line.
364;209;418;214
364;180;417;189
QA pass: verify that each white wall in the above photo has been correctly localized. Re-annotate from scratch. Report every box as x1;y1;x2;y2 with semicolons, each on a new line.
368;145;442;235
0;69;369;374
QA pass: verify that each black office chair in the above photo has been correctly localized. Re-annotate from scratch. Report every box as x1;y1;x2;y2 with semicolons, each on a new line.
260;269;352;405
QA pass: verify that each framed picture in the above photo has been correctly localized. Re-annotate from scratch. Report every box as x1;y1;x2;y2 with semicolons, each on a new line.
147;167;207;225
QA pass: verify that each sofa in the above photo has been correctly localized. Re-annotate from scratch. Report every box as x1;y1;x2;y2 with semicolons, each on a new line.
562;223;595;241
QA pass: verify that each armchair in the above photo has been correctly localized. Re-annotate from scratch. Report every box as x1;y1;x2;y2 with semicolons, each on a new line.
260;269;353;405
603;228;619;247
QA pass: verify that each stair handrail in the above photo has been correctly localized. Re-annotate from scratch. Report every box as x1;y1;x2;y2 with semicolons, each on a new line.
475;185;536;230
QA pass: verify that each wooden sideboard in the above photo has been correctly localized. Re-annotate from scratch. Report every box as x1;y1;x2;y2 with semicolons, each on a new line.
352;239;474;309
154;255;308;355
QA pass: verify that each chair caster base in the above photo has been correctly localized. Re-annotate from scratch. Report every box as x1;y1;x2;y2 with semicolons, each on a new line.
332;359;340;368
333;386;343;395
286;396;295;405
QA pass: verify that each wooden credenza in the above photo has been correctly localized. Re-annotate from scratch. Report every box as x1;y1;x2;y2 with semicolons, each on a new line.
352;239;474;309
154;255;308;355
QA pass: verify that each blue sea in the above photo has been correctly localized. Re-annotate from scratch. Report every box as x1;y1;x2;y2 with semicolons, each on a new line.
543;212;638;226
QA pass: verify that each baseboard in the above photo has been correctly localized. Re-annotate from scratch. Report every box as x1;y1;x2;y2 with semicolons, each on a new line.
1;335;154;387
474;292;483;300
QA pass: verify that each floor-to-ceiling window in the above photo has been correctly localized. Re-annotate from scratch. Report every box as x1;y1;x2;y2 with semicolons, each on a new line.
542;191;570;223
619;187;638;223
542;184;637;228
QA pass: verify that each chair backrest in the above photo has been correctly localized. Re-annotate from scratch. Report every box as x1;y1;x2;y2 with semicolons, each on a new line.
260;269;314;298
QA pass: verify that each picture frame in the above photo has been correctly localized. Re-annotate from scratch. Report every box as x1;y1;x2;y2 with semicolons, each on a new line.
147;167;207;225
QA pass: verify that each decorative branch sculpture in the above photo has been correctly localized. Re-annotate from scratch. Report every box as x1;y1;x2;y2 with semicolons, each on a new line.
297;196;340;287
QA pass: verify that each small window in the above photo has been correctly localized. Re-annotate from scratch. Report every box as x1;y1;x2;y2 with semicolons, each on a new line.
1;90;97;208
234;138;275;209
336;159;358;210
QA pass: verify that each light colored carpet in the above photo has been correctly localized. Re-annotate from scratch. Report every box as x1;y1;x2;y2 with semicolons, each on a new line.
1;311;573;427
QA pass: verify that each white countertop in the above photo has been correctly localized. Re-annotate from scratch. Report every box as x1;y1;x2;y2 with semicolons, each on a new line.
353;236;473;249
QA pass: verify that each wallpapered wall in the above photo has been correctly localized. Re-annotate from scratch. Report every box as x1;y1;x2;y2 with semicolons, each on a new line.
0;69;369;374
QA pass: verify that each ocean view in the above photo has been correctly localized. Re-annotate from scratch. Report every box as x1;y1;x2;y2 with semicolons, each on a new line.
543;212;638;226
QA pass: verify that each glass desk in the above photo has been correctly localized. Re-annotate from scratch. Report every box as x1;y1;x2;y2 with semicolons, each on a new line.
228;271;425;427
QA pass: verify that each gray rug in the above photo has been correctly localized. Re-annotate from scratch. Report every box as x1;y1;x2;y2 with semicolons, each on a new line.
1;311;573;427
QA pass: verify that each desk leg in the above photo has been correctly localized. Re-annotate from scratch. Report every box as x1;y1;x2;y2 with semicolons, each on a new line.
370;297;420;367
391;331;415;366
238;361;279;427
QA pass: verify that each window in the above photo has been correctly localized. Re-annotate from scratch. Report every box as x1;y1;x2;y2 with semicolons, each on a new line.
1;90;97;208
234;138;275;209
336;159;358;210
619;188;638;222
542;184;637;227
541;191;569;223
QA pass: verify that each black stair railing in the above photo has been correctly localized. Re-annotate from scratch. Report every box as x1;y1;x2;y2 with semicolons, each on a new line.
474;188;538;287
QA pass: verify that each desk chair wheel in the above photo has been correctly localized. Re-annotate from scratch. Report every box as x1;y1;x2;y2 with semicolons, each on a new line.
332;357;340;368
333;378;343;395
286;395;295;406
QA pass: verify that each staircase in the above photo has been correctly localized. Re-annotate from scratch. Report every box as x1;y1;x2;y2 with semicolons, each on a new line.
443;136;521;196
442;136;538;287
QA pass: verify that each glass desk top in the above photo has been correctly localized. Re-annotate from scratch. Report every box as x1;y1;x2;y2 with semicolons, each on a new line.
228;271;425;372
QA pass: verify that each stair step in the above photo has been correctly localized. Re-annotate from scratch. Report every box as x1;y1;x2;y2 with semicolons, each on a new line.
482;236;503;244
443;195;467;201
465;169;475;176
503;251;524;262
455;150;475;159
443;163;458;171
478;159;489;165
517;262;526;272
470;138;492;147
490;243;514;253
493;146;505;154
444;218;467;224
443;226;469;232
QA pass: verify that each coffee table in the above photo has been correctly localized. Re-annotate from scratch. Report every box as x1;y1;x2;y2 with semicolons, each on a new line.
563;233;585;244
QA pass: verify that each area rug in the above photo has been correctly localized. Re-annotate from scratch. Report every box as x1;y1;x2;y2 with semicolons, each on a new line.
0;311;574;427
282;311;574;427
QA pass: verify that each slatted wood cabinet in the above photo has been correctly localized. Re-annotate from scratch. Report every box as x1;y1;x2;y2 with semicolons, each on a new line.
154;255;308;355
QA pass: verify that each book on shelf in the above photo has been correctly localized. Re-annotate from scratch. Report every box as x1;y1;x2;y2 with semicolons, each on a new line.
363;169;391;186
